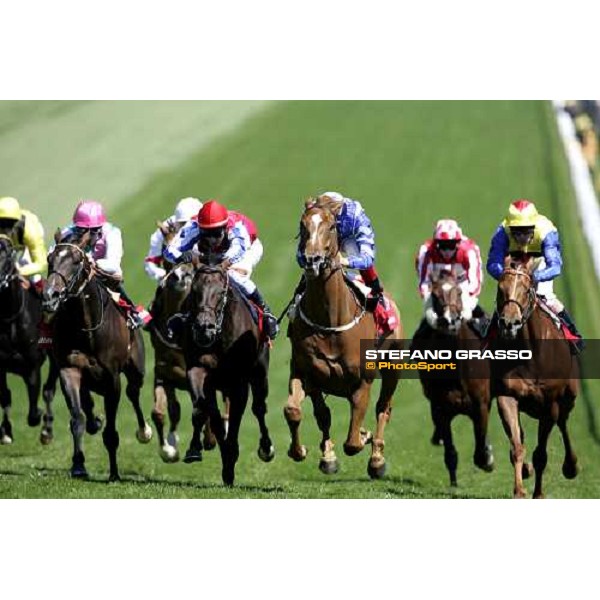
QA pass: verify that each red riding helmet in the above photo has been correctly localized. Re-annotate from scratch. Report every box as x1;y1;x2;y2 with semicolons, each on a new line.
196;200;228;229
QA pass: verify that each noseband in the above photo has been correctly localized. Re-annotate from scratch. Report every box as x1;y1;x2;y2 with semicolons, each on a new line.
498;267;536;323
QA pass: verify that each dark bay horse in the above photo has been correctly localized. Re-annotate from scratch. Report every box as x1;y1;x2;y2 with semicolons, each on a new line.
285;197;403;478
0;235;57;445
183;262;274;486
149;261;222;462
411;271;494;486
42;232;152;480
493;256;578;498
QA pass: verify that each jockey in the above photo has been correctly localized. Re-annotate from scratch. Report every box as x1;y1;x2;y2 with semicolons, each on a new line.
294;191;394;332
486;199;583;349
144;197;203;282
163;199;278;340
416;219;483;328
60;200;151;329
0;196;47;293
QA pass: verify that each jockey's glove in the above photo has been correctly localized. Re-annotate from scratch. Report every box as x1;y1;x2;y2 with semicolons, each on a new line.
178;251;195;264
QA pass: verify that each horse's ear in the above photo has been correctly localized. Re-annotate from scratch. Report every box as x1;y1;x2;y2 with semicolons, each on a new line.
158;221;170;236
304;197;317;210
525;256;536;273
503;255;513;268
191;254;200;268
54;228;62;244
78;231;91;248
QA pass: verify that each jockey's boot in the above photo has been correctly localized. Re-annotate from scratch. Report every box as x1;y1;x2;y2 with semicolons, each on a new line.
117;284;152;329
369;277;396;334
468;305;489;338
558;309;585;352
248;288;279;340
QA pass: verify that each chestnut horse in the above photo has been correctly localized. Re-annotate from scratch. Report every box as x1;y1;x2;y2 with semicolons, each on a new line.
0;235;58;445
285;197;403;478
411;271;494;486
493;256;579;498
183;263;274;485
42;232;152;480
148;222;221;463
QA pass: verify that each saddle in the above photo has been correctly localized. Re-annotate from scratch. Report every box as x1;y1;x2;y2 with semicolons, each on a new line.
230;281;265;338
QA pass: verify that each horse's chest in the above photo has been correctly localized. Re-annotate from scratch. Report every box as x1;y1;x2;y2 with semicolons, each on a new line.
297;337;360;381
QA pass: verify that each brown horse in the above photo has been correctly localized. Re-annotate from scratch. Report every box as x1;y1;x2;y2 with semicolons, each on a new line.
148;221;221;463
285;197;403;478
183;263;274;485
411;270;494;486
42;232;152;480
493;256;579;498
0;235;58;445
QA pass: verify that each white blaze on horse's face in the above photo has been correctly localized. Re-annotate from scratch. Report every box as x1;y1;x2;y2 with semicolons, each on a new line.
304;212;328;276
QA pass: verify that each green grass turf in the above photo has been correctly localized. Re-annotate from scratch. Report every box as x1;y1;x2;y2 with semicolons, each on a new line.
1;100;599;498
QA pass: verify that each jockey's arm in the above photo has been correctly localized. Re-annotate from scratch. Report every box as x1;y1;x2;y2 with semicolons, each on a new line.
463;242;483;296
223;222;251;265
535;230;563;282
415;243;432;299
346;212;376;270
19;212;47;277
486;225;509;280
163;220;199;264
96;225;123;278
145;227;166;281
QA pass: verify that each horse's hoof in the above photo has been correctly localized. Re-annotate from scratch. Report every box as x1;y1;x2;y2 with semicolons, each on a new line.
70;466;88;480
136;423;153;444
287;445;307;462
562;461;579;480
108;473;121;483
522;463;534;480
258;444;275;463
319;458;339;475
367;460;387;480
86;416;103;435
430;434;444;446
222;468;235;487
183;449;203;463
40;430;53;445
0;434;13;445
474;450;495;473
160;444;180;463
167;431;180;448
450;479;458;487
514;489;527;499
27;410;42;428
202;436;217;451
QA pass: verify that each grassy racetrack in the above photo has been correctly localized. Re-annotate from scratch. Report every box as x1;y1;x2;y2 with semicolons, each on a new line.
1;100;599;498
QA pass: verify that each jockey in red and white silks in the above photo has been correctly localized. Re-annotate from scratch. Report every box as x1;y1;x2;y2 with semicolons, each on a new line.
416;219;483;327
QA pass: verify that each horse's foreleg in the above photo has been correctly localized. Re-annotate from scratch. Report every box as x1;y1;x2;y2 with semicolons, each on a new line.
251;370;274;463
184;367;218;463
344;380;372;457
59;368;87;479
124;369;152;445
81;388;103;435
310;391;336;474
471;390;494;473
220;384;248;486
284;376;307;461
153;382;177;463
40;356;59;445
166;386;182;453
24;367;42;428
0;369;13;444
368;373;398;479
102;379;122;482
558;410;579;480
532;415;555;499
497;395;526;498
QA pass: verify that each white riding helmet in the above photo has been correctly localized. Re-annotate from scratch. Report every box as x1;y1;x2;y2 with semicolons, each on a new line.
174;197;203;223
322;191;344;202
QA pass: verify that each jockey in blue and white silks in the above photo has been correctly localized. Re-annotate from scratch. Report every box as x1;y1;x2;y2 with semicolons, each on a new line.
486;199;582;346
163;199;278;339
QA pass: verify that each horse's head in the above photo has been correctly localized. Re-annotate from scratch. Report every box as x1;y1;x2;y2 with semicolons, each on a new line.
430;270;463;334
299;196;341;276
188;263;229;347
0;235;17;291
165;262;194;294
42;230;93;313
496;256;536;338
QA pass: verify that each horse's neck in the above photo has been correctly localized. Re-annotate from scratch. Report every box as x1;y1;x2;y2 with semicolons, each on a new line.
523;306;552;341
304;269;357;326
68;278;105;331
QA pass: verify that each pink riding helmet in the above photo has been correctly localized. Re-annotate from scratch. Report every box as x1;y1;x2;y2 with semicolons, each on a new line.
73;200;107;228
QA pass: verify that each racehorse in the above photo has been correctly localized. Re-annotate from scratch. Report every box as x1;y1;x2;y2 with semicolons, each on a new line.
42;231;152;480
493;256;579;498
182;261;274;486
285;197;403;478
411;270;494;486
148;222;222;463
0;234;57;445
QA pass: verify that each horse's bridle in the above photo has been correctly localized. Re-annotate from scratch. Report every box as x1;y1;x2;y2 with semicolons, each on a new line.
497;267;536;325
43;243;94;312
0;236;18;291
191;266;230;348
